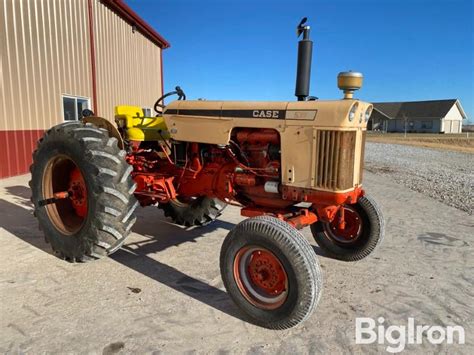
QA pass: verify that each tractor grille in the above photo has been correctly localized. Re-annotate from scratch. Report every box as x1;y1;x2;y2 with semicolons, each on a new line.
314;130;356;190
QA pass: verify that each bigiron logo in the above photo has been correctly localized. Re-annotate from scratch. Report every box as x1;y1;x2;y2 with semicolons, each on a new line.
355;317;465;353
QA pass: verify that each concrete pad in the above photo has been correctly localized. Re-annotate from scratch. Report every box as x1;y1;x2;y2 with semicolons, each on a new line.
0;172;472;353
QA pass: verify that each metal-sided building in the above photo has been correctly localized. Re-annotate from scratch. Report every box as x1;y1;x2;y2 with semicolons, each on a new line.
0;0;169;178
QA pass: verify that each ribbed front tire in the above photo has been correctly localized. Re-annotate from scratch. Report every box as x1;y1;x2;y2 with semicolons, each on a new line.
311;195;384;261
220;216;322;329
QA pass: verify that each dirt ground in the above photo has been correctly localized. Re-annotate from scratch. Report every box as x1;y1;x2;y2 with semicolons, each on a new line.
367;133;474;153
0;170;472;353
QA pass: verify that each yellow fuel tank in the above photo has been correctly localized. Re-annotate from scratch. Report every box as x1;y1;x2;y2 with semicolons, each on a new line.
114;105;170;141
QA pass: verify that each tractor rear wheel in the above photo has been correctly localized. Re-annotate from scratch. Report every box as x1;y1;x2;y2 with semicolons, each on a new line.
30;121;138;262
310;195;384;261
159;197;226;227
220;216;322;329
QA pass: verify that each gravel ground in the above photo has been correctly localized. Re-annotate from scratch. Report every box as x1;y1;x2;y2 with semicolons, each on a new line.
365;142;473;214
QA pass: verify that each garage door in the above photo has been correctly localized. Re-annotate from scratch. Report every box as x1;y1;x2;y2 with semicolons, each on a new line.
452;121;460;133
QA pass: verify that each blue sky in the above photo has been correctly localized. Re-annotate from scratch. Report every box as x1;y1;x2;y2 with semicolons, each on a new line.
128;0;473;122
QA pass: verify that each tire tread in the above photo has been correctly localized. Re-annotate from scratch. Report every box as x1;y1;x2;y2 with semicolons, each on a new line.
29;121;137;262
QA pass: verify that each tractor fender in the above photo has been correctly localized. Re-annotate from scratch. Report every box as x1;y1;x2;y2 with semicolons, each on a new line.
82;116;124;150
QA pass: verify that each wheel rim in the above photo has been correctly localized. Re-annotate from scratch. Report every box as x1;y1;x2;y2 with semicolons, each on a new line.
324;205;362;244
42;155;88;235
233;246;288;310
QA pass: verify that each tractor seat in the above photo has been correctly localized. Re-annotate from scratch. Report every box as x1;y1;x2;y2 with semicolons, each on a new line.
114;105;169;141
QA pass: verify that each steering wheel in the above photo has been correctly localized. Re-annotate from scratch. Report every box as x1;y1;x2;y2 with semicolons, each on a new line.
154;86;186;116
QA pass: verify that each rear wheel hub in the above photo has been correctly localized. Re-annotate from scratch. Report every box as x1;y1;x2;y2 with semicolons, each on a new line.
69;167;87;218
42;156;88;235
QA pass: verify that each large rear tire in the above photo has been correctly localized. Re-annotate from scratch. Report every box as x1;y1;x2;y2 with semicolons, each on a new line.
220;216;322;329
159;197;226;227
310;194;384;261
30;121;138;262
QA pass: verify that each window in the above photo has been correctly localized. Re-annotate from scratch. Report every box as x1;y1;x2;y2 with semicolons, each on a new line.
142;107;152;117
62;95;91;121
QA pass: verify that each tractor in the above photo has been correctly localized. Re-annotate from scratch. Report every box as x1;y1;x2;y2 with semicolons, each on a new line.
30;18;383;329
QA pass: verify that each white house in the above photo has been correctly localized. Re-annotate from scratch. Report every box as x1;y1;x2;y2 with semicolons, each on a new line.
369;99;467;133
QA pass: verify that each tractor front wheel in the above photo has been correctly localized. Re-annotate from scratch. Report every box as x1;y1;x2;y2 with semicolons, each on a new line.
220;216;322;329
30;121;138;262
310;194;384;261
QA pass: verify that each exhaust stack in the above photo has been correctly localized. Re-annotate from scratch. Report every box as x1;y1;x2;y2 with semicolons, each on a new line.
295;17;313;101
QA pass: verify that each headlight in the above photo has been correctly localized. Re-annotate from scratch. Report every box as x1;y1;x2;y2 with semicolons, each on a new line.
348;102;358;122
364;106;373;122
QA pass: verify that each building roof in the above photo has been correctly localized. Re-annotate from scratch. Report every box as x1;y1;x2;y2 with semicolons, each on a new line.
101;0;170;49
373;99;467;120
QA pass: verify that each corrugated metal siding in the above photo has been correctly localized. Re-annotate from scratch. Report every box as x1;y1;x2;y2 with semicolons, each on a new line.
1;0;92;178
1;0;92;131
94;0;162;120
1;0;164;178
0;130;44;178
